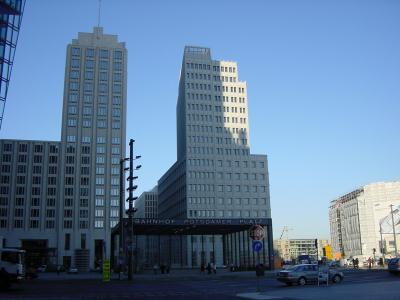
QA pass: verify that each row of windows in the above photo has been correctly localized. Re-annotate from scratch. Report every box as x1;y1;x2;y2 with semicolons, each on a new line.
187;184;267;193
71;47;123;60
188;197;267;206
187;114;247;124
213;85;245;93
0;197;55;208
186;72;211;81
186;103;246;114
95;198;119;207
186;82;211;91
1;143;59;153
69;81;122;94
213;95;246;103
187;159;265;169
188;171;266;181
1;164;57;174
0;218;118;230
68;94;121;105
70;59;123;71
186;62;211;71
68;105;121;116
186;93;212;101
70;70;122;82
189;209;266;218
1;154;58;165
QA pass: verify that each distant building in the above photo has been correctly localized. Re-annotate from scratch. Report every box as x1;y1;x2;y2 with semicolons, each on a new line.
135;187;158;269
329;181;400;260
0;0;26;129
274;239;329;262
135;186;158;218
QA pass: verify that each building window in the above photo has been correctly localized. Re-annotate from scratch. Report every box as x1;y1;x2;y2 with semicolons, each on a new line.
86;48;94;57
95;220;104;228
82;136;91;144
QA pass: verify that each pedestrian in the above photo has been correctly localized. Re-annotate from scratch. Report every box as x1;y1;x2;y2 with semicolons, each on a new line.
206;263;212;274
368;257;372;270
200;264;205;274
160;264;165;274
213;263;217;274
355;258;359;269
153;264;158;275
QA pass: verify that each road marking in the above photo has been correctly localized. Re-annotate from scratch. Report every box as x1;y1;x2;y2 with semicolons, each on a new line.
237;293;285;300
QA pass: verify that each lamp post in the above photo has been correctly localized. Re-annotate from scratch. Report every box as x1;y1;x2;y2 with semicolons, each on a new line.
126;139;141;281
119;158;129;279
390;204;398;256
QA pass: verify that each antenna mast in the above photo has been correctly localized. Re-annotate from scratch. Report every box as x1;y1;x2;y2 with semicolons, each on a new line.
97;0;102;27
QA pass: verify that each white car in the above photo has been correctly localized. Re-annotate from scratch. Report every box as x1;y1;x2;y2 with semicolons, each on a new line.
67;267;78;274
37;265;47;272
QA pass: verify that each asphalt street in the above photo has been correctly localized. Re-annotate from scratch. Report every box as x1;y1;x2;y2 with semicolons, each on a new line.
1;269;399;300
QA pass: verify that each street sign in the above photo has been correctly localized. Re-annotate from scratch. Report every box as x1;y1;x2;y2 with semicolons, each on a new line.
252;240;263;252
249;224;265;240
102;260;110;282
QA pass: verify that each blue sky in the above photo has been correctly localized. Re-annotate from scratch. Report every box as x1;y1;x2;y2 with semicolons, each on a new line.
1;0;399;239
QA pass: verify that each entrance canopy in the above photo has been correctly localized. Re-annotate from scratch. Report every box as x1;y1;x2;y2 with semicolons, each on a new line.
113;218;272;235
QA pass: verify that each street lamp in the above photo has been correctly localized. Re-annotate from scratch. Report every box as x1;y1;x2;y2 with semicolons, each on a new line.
119;157;130;279
126;138;141;281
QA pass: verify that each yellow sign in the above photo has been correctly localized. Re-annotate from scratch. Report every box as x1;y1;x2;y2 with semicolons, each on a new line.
323;245;333;260
102;260;110;282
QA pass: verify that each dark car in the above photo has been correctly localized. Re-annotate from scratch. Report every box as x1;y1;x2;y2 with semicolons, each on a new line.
277;264;344;286
388;258;400;274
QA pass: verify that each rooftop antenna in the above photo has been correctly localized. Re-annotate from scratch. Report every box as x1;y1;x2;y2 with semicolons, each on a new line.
97;0;102;28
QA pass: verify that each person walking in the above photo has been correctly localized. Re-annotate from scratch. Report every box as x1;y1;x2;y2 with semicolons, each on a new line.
206;263;212;274
213;263;217;274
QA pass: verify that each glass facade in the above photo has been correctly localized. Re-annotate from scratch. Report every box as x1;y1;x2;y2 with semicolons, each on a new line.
0;0;26;129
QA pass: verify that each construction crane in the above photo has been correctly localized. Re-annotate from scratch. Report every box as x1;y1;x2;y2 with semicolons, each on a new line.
279;226;292;240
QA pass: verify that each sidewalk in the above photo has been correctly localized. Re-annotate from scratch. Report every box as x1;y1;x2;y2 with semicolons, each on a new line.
36;268;278;281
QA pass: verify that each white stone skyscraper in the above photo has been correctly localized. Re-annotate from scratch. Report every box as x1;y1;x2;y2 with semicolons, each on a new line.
59;27;127;269
158;46;271;267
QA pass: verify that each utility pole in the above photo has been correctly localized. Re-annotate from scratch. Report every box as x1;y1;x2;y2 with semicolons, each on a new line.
390;204;398;256
379;223;385;262
126;139;141;280
127;139;134;280
119;158;129;279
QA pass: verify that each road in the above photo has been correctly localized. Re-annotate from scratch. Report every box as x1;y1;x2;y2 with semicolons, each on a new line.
1;269;399;299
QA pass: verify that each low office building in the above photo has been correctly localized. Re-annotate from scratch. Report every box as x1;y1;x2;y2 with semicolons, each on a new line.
329;181;400;260
0;139;61;267
274;239;329;262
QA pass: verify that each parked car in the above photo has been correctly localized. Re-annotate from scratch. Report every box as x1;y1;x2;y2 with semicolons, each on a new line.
276;264;344;286
388;258;400;274
67;267;78;274
37;265;47;272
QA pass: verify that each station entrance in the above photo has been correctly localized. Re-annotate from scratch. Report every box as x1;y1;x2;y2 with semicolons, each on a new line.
111;218;273;272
